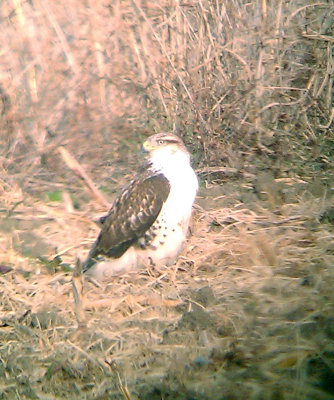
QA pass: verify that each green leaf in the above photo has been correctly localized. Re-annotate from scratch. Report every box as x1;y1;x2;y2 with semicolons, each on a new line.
46;191;62;202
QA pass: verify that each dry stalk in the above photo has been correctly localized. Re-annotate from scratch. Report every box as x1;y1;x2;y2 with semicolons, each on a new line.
72;258;86;328
58;146;110;208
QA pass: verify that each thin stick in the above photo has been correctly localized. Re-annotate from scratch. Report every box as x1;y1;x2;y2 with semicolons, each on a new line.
72;258;87;328
196;166;255;179
58;146;110;208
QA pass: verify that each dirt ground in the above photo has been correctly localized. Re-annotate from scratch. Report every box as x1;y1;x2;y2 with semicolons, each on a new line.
1;154;334;400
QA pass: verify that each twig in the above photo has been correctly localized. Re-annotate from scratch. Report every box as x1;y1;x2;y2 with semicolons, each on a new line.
196;166;255;179
36;0;77;69
58;146;110;208
72;258;87;328
62;190;74;213
105;360;132;400
319;108;334;129
302;33;334;43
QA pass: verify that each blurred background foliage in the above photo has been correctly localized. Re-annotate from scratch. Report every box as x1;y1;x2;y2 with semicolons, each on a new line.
0;0;333;195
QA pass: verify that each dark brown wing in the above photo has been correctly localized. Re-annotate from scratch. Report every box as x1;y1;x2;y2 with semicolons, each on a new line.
84;173;170;270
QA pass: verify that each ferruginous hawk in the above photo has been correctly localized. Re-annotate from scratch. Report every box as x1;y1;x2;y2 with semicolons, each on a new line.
83;133;198;280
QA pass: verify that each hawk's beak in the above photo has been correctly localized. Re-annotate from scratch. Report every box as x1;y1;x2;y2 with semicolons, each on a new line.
141;141;152;154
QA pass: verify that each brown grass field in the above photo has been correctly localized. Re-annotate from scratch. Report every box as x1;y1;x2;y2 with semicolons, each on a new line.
0;1;333;399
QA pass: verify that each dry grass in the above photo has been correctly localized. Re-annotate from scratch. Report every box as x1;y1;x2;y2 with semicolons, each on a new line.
1;173;334;399
0;0;334;399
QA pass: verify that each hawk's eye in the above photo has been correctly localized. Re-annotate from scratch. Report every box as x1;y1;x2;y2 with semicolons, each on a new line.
157;140;165;145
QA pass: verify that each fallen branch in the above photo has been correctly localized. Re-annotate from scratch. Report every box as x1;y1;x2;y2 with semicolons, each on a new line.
58;146;110;208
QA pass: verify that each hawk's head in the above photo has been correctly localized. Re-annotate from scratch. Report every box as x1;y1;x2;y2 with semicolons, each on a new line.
141;132;193;179
142;133;189;161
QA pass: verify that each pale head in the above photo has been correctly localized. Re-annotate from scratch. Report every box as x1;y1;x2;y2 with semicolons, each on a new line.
142;133;190;168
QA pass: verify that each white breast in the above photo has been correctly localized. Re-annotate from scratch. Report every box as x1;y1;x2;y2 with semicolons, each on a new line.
160;167;198;229
150;147;198;229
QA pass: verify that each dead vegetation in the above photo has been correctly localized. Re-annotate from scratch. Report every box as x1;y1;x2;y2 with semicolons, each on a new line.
1;179;334;399
0;0;333;399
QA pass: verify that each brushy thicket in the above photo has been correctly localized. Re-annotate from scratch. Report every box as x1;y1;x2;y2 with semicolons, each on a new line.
0;0;333;183
0;2;334;400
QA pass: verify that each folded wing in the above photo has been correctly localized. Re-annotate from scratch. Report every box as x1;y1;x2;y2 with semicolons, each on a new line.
83;173;170;271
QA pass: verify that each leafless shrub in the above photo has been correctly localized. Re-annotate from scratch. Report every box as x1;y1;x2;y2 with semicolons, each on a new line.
0;0;332;178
